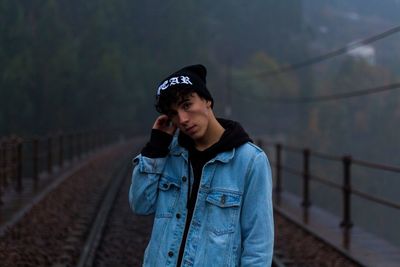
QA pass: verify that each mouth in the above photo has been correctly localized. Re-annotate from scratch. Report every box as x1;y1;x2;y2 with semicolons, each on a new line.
185;125;196;134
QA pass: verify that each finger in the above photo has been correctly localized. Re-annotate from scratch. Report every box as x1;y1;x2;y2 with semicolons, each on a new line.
153;115;168;129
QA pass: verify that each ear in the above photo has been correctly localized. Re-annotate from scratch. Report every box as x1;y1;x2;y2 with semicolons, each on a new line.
206;100;212;108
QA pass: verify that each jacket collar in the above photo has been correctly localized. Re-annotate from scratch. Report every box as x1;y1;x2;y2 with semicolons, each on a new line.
170;139;235;163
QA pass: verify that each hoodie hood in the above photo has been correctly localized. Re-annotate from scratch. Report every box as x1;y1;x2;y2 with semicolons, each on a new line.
178;118;252;157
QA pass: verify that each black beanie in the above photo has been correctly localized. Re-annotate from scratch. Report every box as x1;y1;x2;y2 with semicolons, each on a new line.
156;64;213;104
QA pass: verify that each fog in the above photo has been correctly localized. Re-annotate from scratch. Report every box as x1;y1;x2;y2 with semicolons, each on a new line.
1;0;399;246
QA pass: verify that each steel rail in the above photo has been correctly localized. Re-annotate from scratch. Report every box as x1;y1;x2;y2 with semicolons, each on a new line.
272;255;291;267
76;158;130;267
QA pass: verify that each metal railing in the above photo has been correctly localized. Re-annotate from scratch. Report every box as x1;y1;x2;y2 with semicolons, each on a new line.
0;131;115;206
257;140;400;249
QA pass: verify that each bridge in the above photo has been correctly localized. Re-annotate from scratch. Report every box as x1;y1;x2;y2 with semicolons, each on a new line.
0;133;399;267
2;1;400;266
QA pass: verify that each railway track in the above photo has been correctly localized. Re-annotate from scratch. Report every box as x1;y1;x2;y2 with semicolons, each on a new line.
76;159;153;267
272;254;294;267
0;142;366;267
75;160;292;267
0;143;144;267
76;159;130;267
75;167;361;267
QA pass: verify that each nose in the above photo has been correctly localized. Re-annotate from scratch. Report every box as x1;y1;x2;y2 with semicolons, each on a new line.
178;110;189;125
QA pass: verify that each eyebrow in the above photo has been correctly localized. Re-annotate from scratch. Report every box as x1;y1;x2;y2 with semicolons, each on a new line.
177;97;190;106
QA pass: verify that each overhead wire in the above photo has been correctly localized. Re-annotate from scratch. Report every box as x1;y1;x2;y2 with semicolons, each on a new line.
242;24;400;79
233;24;400;104
235;82;400;104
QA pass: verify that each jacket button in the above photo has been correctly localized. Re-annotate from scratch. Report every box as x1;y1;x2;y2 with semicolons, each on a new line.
221;194;226;205
168;251;174;257
176;213;181;219
182;176;187;182
163;183;168;189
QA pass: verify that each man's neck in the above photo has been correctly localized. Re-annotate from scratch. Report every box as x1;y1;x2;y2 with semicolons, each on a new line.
195;117;225;151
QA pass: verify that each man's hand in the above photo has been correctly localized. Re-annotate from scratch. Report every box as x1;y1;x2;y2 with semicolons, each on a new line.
152;115;177;136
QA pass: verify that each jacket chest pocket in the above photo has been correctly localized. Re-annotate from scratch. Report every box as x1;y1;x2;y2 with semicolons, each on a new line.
205;190;242;235
156;175;181;218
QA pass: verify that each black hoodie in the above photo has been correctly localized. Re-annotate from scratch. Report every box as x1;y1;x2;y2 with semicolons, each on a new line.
141;118;252;266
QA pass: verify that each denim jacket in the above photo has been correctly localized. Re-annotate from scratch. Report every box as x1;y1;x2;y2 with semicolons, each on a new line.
129;137;274;267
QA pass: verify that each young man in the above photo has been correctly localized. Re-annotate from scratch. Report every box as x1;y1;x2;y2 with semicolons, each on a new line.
129;64;274;266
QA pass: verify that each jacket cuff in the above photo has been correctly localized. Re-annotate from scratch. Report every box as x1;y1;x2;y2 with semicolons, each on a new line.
141;129;173;158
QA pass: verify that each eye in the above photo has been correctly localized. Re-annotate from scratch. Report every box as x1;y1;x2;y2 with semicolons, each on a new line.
182;101;192;110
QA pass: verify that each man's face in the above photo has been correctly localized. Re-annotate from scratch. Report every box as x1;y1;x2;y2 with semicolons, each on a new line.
168;93;212;141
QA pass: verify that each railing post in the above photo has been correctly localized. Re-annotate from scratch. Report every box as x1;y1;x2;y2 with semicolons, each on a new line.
80;132;84;157
0;141;3;205
275;143;282;205
68;133;74;162
97;132;101;149
301;148;311;223
87;132;92;153
47;136;53;174
10;139;16;186
2;141;7;187
92;132;96;151
340;155;353;249
100;132;104;148
96;132;100;150
92;131;96;151
87;131;90;154
77;133;82;159
83;131;88;155
16;140;23;192
10;137;17;189
59;135;64;168
32;138;39;190
101;132;105;148
91;132;95;152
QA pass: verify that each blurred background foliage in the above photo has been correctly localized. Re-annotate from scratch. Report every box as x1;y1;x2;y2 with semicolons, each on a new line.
0;0;307;136
0;0;400;164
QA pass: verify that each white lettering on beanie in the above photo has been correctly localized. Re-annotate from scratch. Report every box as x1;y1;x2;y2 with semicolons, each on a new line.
157;76;193;95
